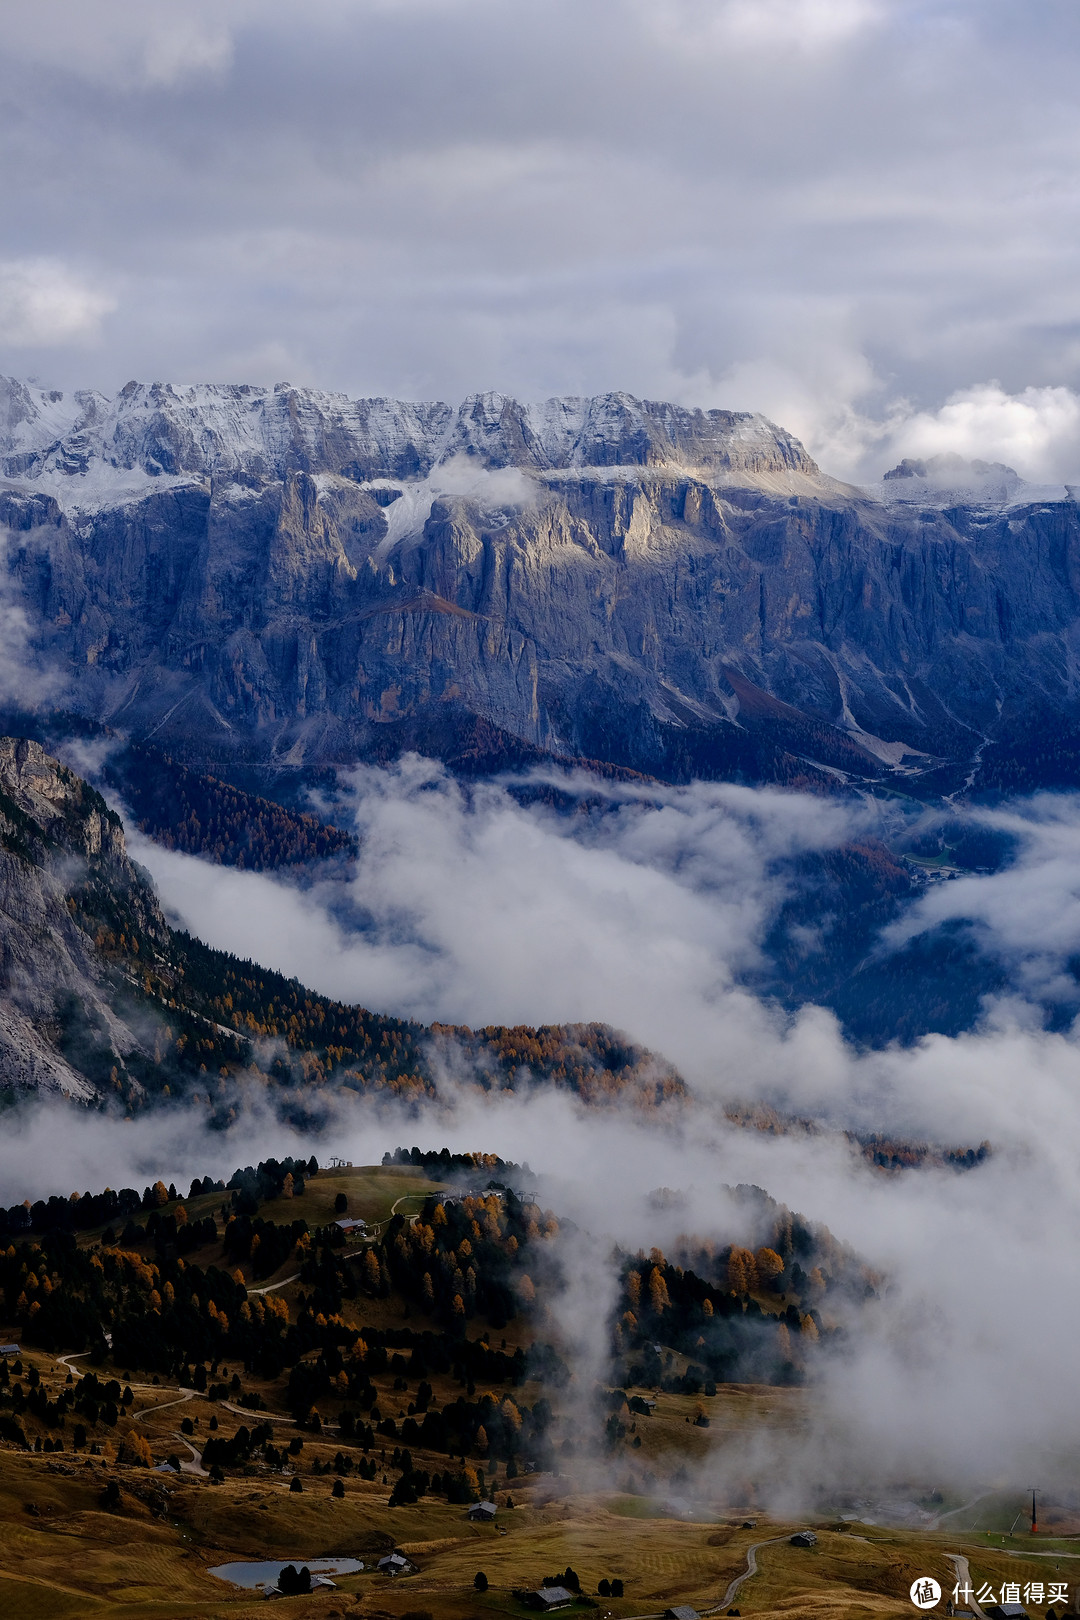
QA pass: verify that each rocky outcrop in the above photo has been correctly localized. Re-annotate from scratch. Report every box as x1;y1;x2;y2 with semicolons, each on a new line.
0;738;169;1100
5;376;1080;788
0;738;697;1102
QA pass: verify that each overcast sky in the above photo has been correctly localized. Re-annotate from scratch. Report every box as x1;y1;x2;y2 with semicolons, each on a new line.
2;0;1080;477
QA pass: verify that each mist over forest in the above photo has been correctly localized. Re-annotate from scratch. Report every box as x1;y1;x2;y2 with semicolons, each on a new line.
3;726;1080;1510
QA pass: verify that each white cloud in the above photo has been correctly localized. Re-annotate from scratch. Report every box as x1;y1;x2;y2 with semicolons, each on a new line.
702;340;885;480
0;260;115;348
132;759;871;1094
884;798;1080;1006
884;381;1080;481
375;454;537;553
701;363;1080;484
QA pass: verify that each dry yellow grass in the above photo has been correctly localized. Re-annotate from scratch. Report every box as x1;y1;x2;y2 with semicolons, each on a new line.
1;1440;1074;1620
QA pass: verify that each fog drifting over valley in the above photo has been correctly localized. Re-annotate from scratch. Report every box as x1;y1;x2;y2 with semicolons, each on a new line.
5;760;1080;1504
5;0;1080;1538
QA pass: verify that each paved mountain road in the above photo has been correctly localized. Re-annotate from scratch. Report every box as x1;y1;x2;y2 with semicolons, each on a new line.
945;1552;990;1620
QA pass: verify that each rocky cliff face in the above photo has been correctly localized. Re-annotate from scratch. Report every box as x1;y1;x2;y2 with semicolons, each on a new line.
4;375;1080;789
0;738;171;1100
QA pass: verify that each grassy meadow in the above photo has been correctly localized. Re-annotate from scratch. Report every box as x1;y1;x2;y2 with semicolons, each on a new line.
1;1164;1076;1620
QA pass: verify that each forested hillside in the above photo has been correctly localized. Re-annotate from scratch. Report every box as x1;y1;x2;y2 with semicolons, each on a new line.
107;744;357;869
0;1152;865;1497
147;931;686;1112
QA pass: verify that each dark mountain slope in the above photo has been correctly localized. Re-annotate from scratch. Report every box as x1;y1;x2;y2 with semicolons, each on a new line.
0;737;681;1110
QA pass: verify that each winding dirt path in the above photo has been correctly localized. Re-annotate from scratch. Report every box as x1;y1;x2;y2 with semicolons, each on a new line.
218;1400;306;1426
708;1535;791;1613
173;1435;208;1477
55;1351;91;1375
139;1388;195;1416
246;1273;299;1296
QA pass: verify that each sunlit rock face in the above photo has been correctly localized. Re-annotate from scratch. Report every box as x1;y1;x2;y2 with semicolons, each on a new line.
3;375;1080;786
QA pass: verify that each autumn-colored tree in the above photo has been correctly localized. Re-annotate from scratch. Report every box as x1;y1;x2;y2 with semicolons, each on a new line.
151;1180;169;1208
726;1246;757;1295
626;1270;641;1310
120;1429;154;1467
475;1424;489;1456
361;1248;381;1293
755;1247;784;1287
648;1265;670;1315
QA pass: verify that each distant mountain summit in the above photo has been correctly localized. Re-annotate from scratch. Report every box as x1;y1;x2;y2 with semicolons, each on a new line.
873;452;1042;507
0;376;815;484
882;453;1016;481
3;375;1080;795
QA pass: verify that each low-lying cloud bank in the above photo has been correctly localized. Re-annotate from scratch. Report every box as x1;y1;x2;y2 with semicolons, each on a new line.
136;758;884;1107
887;794;1080;1010
8;758;1080;1503
1;1059;1076;1503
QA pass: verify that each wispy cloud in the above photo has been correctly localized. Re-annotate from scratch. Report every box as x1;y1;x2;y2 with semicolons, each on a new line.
0;260;115;349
